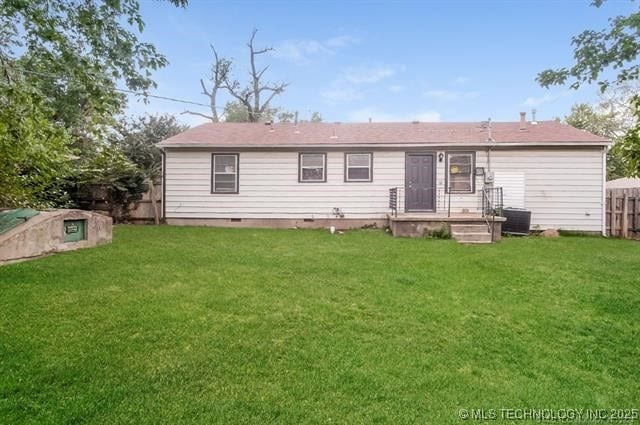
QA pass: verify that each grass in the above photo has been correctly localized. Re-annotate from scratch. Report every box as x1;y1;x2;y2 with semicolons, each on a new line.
0;226;639;424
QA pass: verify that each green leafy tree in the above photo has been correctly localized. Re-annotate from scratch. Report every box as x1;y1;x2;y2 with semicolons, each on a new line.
0;0;188;142
0;78;73;208
537;1;639;91
277;110;296;123
309;111;323;123
565;103;627;179
619;97;640;177
538;1;640;177
72;143;146;223
117;114;188;223
0;0;188;208
223;100;276;123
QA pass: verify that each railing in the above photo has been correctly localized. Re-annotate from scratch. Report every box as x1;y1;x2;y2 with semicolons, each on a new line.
389;187;453;217
481;187;504;242
389;187;399;217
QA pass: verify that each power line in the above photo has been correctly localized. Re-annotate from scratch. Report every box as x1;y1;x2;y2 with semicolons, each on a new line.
7;66;221;109
5;66;298;117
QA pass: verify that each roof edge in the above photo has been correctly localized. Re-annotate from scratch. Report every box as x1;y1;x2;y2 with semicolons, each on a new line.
158;141;611;149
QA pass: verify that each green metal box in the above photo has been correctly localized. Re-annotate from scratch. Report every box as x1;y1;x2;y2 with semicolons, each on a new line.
63;219;86;243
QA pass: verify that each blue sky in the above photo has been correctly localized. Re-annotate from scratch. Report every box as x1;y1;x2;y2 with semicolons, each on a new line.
128;0;635;126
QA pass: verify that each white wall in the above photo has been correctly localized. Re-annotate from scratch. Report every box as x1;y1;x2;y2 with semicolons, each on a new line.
165;150;404;219
165;147;605;231
490;148;604;232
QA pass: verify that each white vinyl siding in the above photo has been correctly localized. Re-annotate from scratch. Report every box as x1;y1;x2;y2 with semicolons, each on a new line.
493;171;525;209
165;147;604;231
166;150;404;219
489;148;604;231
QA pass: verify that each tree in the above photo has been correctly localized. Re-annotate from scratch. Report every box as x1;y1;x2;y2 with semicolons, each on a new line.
222;100;277;123
309;112;323;123
538;2;640;177
0;0;188;142
117;114;188;223
0;0;188;208
72;143;146;223
565;102;628;179
619;97;640;177
0;76;73;208
186;29;289;122
537;1;639;92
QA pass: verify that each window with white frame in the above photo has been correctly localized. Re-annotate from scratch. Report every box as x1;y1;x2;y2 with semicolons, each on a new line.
446;152;474;193
345;153;372;182
299;153;326;182
211;154;239;193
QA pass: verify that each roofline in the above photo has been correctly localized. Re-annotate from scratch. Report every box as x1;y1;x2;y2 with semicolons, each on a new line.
158;141;611;149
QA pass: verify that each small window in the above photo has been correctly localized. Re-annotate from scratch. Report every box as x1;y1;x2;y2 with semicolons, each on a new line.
212;154;239;193
299;153;326;182
345;153;373;182
446;152;474;193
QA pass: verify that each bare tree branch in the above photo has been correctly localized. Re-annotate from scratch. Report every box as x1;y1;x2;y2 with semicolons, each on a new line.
181;110;214;121
194;28;289;123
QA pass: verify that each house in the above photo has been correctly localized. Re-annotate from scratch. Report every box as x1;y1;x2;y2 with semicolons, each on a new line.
157;113;609;240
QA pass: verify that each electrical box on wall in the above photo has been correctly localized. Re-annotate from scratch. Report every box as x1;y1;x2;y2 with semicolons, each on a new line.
484;171;494;184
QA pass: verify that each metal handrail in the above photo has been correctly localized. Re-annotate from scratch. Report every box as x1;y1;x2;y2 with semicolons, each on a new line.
481;187;503;242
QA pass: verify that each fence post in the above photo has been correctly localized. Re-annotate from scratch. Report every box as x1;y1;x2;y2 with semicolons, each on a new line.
622;192;629;239
609;190;619;236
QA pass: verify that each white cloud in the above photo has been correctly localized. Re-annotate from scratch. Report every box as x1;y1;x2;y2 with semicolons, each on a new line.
522;91;571;107
322;87;364;102
274;35;358;64
348;106;441;123
343;65;398;84
453;76;470;85
325;35;360;48
424;89;479;101
388;84;405;93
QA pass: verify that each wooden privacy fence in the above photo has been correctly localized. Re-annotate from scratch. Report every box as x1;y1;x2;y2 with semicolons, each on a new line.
606;188;640;239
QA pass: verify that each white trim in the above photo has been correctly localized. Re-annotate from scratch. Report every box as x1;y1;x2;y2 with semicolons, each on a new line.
345;153;373;182
601;147;607;236
299;153;326;182
212;153;238;193
159;141;611;149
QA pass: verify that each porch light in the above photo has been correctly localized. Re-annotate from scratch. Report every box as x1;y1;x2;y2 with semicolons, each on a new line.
438;153;444;162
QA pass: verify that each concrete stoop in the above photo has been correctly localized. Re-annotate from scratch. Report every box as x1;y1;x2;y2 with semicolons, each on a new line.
450;224;493;244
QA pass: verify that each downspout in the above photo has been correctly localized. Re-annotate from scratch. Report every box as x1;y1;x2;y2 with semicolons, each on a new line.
601;146;607;236
161;149;167;224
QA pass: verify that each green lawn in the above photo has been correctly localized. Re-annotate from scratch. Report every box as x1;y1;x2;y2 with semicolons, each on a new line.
1;226;639;424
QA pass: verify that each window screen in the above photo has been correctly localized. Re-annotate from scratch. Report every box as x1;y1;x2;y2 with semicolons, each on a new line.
212;154;238;193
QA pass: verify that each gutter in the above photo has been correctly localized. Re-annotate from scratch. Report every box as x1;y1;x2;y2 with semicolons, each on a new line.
601;146;607;236
157;141;611;149
161;149;167;224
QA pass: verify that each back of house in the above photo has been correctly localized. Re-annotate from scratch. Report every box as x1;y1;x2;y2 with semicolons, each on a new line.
157;114;609;234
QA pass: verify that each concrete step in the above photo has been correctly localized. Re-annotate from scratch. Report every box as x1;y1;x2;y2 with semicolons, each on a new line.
450;224;489;233
451;231;493;244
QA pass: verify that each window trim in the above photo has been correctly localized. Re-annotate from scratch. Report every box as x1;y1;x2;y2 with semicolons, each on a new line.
344;152;373;182
445;151;475;194
298;152;327;183
211;153;239;194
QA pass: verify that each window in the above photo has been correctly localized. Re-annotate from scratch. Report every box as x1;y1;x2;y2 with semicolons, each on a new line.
299;153;326;182
345;153;373;182
446;152;474;193
211;154;239;193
